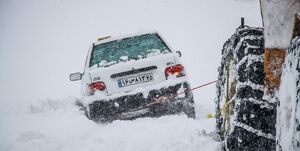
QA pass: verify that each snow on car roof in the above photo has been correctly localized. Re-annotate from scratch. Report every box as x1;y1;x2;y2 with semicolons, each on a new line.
94;31;161;46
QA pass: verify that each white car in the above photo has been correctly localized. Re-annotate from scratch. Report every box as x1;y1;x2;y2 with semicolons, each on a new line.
70;32;195;122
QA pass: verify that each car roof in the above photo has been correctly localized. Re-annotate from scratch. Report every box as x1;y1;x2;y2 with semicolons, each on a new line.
93;31;161;46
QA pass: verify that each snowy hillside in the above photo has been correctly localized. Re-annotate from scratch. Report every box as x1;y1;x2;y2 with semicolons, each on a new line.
0;0;262;150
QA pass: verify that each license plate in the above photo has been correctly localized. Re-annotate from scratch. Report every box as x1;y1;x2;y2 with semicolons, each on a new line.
117;74;154;87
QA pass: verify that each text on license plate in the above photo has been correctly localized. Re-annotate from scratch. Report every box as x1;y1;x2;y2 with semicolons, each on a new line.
117;74;154;87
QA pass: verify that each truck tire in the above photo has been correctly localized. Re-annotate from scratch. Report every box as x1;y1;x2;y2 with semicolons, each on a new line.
277;36;300;151
215;26;276;150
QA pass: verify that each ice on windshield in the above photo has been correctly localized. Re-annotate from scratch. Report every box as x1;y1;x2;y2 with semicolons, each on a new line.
89;33;171;67
146;49;161;57
120;56;129;62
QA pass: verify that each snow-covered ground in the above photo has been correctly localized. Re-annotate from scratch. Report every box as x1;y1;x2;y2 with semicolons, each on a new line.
0;98;220;151
0;0;262;150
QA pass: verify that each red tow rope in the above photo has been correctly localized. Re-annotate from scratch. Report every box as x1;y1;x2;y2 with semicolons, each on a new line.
146;80;218;107
173;80;218;97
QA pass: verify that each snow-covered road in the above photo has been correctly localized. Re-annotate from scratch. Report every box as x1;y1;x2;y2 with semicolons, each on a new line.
0;98;220;151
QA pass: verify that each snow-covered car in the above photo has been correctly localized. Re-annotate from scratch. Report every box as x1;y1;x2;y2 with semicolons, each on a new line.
70;32;195;122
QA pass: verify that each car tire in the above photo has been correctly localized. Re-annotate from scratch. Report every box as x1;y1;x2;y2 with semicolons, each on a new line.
184;96;196;119
185;106;195;119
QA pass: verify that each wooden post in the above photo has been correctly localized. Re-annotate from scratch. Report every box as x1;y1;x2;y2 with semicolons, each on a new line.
264;48;286;92
260;0;300;95
264;14;299;94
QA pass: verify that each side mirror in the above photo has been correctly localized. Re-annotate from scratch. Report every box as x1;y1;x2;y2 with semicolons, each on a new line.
176;51;182;57
69;72;82;81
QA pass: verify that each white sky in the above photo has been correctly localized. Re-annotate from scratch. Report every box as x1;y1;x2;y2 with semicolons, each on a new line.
0;0;262;109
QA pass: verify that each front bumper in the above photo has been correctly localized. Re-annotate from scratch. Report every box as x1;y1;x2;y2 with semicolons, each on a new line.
86;82;195;122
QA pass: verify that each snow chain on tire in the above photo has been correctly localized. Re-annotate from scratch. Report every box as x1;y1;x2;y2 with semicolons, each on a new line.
215;26;276;151
276;36;300;151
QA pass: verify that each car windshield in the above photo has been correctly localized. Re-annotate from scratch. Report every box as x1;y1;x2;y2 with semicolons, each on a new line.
89;33;171;67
